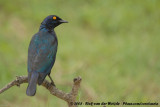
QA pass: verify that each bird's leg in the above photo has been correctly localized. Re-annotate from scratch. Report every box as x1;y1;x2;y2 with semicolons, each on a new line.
48;75;56;87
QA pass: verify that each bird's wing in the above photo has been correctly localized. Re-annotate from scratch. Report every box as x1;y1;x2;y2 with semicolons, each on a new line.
28;33;57;74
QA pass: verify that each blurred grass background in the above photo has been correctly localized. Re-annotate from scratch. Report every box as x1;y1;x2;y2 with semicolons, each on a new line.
0;0;160;106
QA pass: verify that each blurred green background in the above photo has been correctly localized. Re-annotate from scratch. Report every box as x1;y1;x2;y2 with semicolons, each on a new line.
0;0;160;106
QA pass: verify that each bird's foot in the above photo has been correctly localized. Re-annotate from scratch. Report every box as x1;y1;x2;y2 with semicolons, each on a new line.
51;81;56;87
48;75;56;87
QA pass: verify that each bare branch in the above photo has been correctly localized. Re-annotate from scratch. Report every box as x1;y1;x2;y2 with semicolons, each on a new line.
0;76;82;107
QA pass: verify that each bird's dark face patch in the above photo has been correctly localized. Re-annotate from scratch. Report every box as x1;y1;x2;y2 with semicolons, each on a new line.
41;15;68;30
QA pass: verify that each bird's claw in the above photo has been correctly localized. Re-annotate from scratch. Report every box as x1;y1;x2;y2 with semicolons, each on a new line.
51;82;56;87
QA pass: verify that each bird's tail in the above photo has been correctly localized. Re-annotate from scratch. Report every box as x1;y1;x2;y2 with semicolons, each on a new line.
26;72;39;96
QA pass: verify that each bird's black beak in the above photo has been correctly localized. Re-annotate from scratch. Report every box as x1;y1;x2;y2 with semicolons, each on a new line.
59;20;68;23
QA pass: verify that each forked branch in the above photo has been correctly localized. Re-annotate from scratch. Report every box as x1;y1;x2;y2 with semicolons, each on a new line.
0;76;82;107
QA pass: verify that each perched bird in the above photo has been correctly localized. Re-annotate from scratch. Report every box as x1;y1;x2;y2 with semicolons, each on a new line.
26;15;68;96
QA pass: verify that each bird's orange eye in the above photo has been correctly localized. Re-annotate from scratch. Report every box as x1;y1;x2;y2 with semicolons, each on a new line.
53;16;56;20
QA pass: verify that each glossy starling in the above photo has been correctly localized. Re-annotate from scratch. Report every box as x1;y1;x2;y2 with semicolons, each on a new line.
26;15;68;96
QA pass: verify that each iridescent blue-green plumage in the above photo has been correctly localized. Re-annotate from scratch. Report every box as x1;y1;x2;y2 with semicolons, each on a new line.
26;15;68;96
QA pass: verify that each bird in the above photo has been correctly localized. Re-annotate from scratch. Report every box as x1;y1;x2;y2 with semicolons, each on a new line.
26;15;68;96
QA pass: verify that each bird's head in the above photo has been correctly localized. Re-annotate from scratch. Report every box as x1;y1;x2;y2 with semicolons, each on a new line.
41;15;68;30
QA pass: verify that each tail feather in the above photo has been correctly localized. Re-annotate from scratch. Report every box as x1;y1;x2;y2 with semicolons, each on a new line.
26;72;39;96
